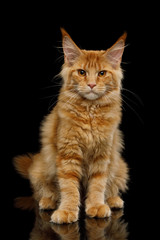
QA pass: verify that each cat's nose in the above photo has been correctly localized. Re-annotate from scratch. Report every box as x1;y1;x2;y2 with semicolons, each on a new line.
88;83;96;89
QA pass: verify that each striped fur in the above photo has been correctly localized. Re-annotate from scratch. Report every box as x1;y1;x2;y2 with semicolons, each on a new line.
14;29;129;223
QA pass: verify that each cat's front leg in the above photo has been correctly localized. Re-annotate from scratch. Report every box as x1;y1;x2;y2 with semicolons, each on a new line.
85;158;111;218
51;155;82;224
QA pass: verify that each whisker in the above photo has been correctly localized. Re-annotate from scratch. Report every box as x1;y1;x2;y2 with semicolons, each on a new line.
40;94;59;100
121;97;144;124
122;88;143;106
48;97;58;112
63;92;78;107
106;91;125;111
50;73;62;83
121;61;131;65
107;89;143;123
47;89;75;111
121;93;140;107
40;84;62;90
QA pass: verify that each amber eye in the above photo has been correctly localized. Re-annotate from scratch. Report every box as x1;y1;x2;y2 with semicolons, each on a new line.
98;70;107;77
78;69;86;76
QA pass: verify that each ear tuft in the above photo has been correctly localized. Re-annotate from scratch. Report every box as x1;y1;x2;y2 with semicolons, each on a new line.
60;28;81;65
60;28;71;39
105;32;127;69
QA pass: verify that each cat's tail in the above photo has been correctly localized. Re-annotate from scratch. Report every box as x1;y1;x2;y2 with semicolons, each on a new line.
13;153;33;179
14;196;35;210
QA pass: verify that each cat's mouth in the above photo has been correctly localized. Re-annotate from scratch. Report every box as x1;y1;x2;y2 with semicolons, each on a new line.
85;91;99;100
79;89;104;100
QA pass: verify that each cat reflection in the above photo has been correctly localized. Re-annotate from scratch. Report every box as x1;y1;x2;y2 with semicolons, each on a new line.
30;206;128;240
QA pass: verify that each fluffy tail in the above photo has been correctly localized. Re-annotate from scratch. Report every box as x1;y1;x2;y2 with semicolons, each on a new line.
14;196;35;210
13;153;33;179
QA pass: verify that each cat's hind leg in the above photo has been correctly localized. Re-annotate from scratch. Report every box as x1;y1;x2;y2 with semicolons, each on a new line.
106;157;129;209
32;178;58;210
28;153;58;210
107;196;124;209
38;185;58;210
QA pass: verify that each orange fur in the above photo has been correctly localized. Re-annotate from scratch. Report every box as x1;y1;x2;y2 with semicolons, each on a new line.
14;154;33;179
14;28;129;223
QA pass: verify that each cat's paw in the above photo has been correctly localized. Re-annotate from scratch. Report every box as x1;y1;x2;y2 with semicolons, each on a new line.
107;196;124;209
51;209;78;224
86;204;111;218
39;197;56;210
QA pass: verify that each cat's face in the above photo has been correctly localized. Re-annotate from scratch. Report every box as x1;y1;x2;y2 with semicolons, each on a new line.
67;51;120;100
60;29;126;102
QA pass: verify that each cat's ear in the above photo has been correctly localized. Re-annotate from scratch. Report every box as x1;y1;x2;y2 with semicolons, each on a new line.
104;32;127;69
61;28;81;65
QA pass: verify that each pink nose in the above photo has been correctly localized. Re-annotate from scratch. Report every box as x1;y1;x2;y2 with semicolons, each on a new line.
88;83;96;89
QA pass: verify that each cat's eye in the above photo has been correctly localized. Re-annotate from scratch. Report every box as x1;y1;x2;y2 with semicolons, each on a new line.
78;69;86;76
98;70;107;77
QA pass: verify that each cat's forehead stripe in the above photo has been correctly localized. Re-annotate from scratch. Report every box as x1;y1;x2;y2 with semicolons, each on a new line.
82;52;102;69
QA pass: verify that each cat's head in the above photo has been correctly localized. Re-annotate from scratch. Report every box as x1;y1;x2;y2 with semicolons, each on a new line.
60;28;126;102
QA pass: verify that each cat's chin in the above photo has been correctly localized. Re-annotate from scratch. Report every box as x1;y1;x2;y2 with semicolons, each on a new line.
82;92;100;100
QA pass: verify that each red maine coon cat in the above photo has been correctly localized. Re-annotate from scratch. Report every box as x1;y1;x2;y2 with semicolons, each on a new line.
14;28;129;224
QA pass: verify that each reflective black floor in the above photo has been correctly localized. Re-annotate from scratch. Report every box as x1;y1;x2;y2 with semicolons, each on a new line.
32;209;128;240
10;196;136;240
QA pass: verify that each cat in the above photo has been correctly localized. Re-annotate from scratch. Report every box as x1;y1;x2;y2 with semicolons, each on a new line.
14;28;129;224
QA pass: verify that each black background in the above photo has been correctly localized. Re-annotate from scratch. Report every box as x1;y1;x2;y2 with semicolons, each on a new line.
4;3;144;239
